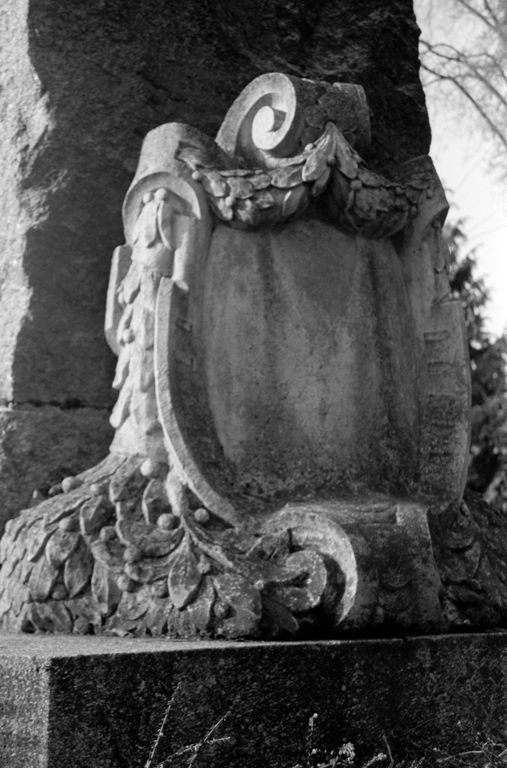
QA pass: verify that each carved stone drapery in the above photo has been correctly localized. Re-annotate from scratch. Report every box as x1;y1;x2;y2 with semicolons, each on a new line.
0;73;475;639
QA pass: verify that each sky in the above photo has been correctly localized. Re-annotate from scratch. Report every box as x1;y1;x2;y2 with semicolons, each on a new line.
414;0;507;338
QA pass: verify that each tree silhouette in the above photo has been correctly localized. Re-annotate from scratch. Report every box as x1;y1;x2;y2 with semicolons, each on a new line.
445;219;507;508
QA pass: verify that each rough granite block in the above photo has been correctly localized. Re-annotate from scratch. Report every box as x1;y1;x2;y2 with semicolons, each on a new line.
1;631;507;768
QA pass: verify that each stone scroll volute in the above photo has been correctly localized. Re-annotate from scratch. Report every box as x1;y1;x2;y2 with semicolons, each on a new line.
0;73;472;639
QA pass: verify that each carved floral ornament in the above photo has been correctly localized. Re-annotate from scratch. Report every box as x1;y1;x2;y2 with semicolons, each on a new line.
0;73;473;639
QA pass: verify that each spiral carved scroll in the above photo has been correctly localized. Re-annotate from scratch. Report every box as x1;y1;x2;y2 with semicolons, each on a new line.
216;72;370;167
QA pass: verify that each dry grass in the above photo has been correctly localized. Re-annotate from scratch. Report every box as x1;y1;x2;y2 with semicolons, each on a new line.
144;684;232;768
145;698;507;768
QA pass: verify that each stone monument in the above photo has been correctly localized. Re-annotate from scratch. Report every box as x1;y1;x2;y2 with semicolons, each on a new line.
0;71;478;639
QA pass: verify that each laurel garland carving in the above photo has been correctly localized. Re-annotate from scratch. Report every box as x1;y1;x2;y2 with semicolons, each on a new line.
176;123;427;238
0;457;345;638
430;491;507;628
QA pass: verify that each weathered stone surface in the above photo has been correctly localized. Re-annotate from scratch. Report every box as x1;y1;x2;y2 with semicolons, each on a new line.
0;27;472;639
1;631;507;768
431;489;507;628
0;69;461;639
0;0;428;402
1;0;476;640
0;406;112;534
0;649;49;768
0;0;428;525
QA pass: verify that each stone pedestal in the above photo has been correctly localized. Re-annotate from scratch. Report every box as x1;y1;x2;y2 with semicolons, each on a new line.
2;631;507;768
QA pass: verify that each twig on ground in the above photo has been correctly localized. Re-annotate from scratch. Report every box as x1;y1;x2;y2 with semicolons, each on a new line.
187;708;232;768
155;737;232;768
437;750;482;762
382;735;394;768
145;683;182;768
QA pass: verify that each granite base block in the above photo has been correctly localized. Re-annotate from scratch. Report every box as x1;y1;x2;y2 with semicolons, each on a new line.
1;631;507;768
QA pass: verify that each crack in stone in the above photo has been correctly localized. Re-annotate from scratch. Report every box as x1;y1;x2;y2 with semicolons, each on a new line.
0;399;112;412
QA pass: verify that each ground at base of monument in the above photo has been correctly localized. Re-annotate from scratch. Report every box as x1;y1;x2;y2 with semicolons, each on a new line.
1;630;507;768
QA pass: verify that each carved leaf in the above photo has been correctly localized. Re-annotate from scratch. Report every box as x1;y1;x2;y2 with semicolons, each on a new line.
186;523;235;570
334;132;359;179
134;200;159;247
112;345;130;390
252;190;275;209
109;380;132;430
227;176;254;199
142;478;169;525
137;527;184;560
64;537;94;598
111;591;148;622
121;262;142;304
353;187;382;221
316;126;338;163
157;199;176;250
125;561;154;584
249;173;272;190
115;301;133;347
0;517;31;577
11;583;30;619
130;386;159;436
3;512;31;547
235;199;263;227
311;167;331;198
80;498;114;539
187;576;215;633
109;463;146;503
28;555;59;602
19;554;33;586
27;520;57;563
281;187;308;220
139;361;155;393
176;145;213;170
262;594;299;635
302;149;328;182
25;601;73;634
220;168;252;177
91;560;122;616
166;605;198;638
90;539;119;567
213;573;262;638
134;288;156;349
270;165;304;189
0;542;21;580
168;535;202;609
45;528;80;569
209;196;234;221
201;171;229;198
67;595;103;634
143;597;169;636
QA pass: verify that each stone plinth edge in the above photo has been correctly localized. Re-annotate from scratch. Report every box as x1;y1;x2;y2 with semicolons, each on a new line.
1;631;507;768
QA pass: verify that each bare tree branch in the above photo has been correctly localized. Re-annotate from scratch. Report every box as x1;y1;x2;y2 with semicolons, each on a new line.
482;0;502;28
454;0;497;31
422;40;507;111
421;61;507;153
